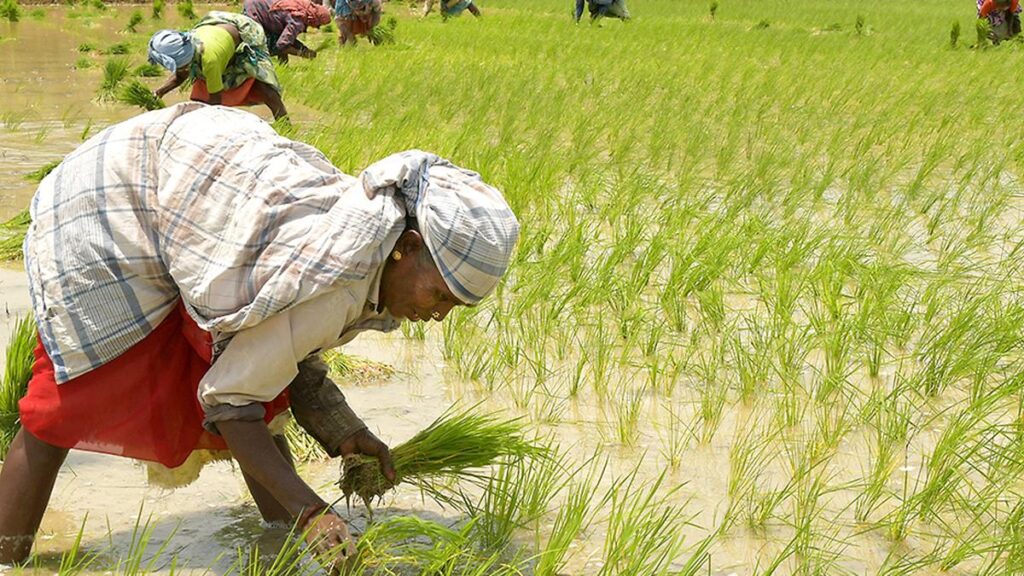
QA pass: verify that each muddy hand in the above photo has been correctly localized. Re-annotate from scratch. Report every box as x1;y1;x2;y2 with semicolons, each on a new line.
338;428;396;482
304;511;357;570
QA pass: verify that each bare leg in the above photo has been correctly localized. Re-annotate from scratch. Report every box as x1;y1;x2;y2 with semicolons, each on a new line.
0;428;69;564
254;81;288;121
240;434;294;524
467;3;481;17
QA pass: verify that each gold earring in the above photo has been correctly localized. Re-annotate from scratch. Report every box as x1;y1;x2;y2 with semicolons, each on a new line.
392;250;402;261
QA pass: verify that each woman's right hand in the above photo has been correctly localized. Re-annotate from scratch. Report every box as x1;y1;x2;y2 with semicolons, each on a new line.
304;510;357;567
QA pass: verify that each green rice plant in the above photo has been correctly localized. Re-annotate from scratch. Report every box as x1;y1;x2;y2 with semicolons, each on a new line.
116;79;166;111
0;0;21;22
368;16;398;46
78;42;97;52
103;42;131;55
231;521;323;576
124;10;143;33
598;468;691;576
533;459;606;576
98;57;131;99
722;415;777;531
708;0;717;20
950;21;961;47
177;0;196;21
753;18;770;30
75;56;95;69
0;315;36;459
27;7;43;19
855;14;866;35
151;0;163;19
283;418;327;462
975;18;992;48
614;386;644;446
339;406;544;511
134;63;164;77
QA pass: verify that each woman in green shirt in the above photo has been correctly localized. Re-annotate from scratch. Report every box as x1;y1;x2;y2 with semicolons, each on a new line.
149;12;288;120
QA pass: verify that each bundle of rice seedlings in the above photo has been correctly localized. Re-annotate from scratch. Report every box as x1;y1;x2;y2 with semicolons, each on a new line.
151;0;163;19
24;160;60;183
124;10;143;32
0;209;31;261
338;406;545;511
102;41;131;55
98;57;130;99
78;42;96;52
177;0;196;21
322;349;394;385
367;16;397;46
116;79;165;111
951;21;961;48
134;62;164;77
0;0;21;22
976;18;992;48
0;315;37;459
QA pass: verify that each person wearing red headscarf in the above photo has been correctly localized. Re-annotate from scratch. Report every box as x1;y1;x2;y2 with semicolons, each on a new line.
243;0;331;62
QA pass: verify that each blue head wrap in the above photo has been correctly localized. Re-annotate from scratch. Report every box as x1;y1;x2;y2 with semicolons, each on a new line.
147;30;195;73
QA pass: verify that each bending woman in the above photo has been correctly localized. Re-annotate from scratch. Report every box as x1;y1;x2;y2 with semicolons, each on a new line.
0;103;519;565
149;12;288;120
244;0;331;62
335;0;382;45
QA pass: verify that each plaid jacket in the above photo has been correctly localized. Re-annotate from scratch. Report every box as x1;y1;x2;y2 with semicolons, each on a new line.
27;103;405;382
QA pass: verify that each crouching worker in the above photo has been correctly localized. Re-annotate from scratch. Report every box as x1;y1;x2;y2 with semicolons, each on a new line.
149;12;288;120
243;0;332;62
979;0;1022;42
335;0;383;45
574;0;630;23
0;103;519;566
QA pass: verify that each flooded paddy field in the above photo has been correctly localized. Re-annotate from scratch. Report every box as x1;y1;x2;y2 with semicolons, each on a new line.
3;0;1024;574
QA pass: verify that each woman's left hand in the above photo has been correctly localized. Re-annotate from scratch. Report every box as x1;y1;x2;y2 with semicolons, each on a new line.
338;428;396;482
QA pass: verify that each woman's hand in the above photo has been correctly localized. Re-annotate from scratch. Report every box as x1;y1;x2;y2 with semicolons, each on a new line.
304;510;357;560
338;429;396;482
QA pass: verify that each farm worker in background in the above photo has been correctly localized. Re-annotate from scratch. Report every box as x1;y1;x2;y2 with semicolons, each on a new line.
574;0;630;23
422;0;481;20
243;0;331;62
979;0;1021;42
0;103;519;566
148;12;288;120
335;0;383;45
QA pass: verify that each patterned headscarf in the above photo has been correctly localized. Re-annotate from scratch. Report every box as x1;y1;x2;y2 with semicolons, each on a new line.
271;0;332;27
147;30;195;72
361;151;520;305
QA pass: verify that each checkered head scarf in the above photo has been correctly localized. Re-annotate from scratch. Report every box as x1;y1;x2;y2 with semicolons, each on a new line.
360;150;520;305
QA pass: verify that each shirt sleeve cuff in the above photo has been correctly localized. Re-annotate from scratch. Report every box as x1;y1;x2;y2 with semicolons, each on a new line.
202;402;267;435
288;356;367;458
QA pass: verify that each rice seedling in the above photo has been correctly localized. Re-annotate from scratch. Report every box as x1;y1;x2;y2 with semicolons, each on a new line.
133;63;164;77
124;10;143;33
27;7;42;19
0;315;36;459
368;16;398;46
74;56;95;70
77;42;96;52
116;79;166;111
103;42;131;55
339;406;544;511
176;0;196;21
0;0;21;22
98;57;131;99
708;0;717;21
151;0;163;19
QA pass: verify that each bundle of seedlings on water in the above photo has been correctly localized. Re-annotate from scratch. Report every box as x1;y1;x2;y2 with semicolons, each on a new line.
368;16;398;46
103;42;131;55
151;0;163;19
24;160;60;183
116;79;165;111
976;18;992;48
950;20;961;48
98;57;130;99
177;0;196;21
124;10;143;32
0;0;21;22
1;315;36;458
338;406;544;512
0;209;30;261
134;63;164;77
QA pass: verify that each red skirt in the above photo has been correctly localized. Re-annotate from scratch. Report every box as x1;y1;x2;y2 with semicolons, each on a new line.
190;77;265;107
18;303;290;468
